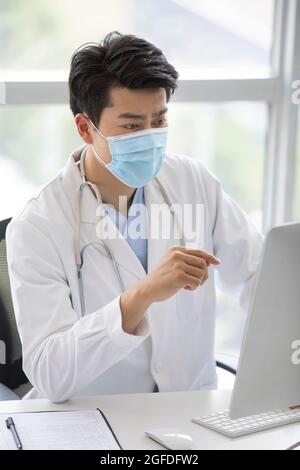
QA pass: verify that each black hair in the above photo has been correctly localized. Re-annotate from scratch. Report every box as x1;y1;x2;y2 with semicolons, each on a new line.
68;31;179;125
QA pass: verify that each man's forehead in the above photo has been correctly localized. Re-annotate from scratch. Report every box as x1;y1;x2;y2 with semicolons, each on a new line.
116;107;168;120
109;86;166;108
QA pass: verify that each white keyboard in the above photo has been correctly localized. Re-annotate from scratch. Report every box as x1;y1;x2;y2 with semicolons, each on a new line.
192;408;300;438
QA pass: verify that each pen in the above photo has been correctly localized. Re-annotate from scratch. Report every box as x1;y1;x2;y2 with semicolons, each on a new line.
6;417;23;450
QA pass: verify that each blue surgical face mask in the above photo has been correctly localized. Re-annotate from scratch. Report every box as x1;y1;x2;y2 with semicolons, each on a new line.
87;118;168;188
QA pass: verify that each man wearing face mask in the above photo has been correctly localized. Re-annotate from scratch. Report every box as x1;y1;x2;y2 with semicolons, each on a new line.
6;32;263;402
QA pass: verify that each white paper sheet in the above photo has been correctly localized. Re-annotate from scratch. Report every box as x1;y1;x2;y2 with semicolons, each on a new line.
0;410;120;450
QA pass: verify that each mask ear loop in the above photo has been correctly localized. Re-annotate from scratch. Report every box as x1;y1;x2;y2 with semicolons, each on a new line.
90;143;109;167
82;114;110;167
88;117;107;140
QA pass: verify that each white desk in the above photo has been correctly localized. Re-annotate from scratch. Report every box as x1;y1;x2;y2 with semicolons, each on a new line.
1;390;299;450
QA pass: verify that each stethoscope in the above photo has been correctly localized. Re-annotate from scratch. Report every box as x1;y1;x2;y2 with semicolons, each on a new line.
75;145;183;316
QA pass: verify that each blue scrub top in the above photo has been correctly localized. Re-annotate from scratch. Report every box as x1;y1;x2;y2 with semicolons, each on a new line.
103;186;148;272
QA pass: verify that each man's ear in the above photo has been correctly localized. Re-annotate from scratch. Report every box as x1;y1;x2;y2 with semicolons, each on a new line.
75;113;93;144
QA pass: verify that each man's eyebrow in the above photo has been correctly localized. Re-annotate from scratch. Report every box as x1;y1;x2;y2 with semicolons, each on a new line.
117;107;168;120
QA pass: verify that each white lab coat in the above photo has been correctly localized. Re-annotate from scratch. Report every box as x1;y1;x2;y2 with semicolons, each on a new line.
6;146;263;402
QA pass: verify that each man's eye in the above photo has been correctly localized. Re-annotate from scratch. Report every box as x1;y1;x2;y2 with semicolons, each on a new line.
155;118;167;125
124;124;139;130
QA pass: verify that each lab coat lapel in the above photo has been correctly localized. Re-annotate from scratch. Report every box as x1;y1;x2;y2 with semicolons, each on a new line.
144;179;175;273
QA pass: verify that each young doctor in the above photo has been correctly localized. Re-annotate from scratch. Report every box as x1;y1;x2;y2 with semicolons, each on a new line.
7;31;263;402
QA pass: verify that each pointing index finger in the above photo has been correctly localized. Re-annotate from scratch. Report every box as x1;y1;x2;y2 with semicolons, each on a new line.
183;248;221;266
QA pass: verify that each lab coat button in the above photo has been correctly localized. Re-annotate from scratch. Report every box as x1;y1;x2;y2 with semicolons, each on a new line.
154;362;162;373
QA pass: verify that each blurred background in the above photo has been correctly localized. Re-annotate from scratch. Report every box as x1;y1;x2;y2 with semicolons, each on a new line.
0;0;299;385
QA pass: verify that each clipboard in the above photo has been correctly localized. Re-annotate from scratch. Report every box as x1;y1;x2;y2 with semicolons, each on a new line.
97;408;122;450
0;408;122;450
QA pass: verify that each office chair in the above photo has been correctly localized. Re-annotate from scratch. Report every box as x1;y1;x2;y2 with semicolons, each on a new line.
216;354;237;376
0;217;31;399
215;352;237;389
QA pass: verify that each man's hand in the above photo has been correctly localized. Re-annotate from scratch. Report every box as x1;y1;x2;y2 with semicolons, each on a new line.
120;246;221;334
139;246;220;302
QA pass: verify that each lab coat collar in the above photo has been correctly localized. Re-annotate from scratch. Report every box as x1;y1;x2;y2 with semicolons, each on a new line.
61;145;97;224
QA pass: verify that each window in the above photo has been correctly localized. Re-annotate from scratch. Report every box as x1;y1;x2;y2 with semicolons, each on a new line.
1;0;299;365
0;0;131;71
168;101;267;229
134;0;274;78
1;0;274;77
0;106;81;219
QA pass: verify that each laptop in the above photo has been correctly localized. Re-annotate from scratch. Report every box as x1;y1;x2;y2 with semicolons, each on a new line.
192;222;300;437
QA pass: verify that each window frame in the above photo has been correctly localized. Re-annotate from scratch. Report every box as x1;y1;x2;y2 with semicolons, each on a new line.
0;0;299;231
